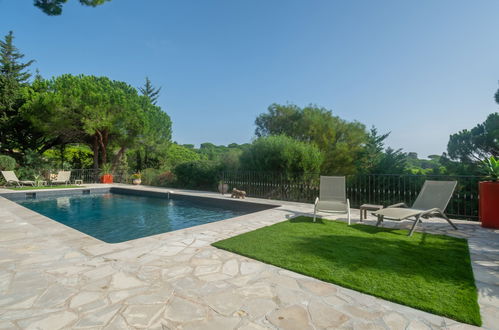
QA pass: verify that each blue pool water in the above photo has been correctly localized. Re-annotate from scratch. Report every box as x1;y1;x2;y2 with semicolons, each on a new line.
18;193;248;243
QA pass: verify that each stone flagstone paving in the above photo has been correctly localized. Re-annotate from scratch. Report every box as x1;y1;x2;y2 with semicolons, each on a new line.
0;184;498;329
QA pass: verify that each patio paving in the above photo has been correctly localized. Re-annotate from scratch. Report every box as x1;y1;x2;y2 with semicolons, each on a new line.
0;184;497;329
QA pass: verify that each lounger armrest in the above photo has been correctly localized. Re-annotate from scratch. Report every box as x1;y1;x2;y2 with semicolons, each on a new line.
387;202;407;208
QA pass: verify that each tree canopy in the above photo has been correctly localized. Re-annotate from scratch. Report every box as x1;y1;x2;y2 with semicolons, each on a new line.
446;86;499;164
139;77;162;105
34;0;111;16
162;143;202;169
22;74;172;168
0;31;34;84
356;127;407;174
255;103;367;174
446;112;499;163
0;31;48;161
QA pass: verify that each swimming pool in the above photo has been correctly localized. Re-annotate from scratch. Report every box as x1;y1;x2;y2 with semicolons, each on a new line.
8;190;273;243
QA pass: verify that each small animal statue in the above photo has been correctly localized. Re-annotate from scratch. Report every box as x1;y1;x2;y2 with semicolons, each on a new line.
231;188;247;199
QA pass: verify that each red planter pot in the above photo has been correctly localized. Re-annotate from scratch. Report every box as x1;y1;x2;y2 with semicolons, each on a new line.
479;181;499;228
100;174;114;184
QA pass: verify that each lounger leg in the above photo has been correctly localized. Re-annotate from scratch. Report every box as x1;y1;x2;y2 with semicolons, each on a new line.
376;215;383;227
408;215;421;236
439;211;458;230
347;199;351;225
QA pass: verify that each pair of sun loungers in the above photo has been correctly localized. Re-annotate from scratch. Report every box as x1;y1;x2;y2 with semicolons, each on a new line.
313;176;458;236
1;170;71;187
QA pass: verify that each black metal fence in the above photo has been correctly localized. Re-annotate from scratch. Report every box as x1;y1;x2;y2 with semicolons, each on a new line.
62;169;129;184
69;169;101;183
221;171;483;220
54;169;482;220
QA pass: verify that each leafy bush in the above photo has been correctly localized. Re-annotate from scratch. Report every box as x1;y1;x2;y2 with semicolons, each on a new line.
255;103;367;174
141;168;163;185
0;155;16;171
173;160;220;190
240;135;323;175
17;151;51;180
219;149;242;171
157;171;175;186
43;145;94;169
162;144;202;169
140;168;175;187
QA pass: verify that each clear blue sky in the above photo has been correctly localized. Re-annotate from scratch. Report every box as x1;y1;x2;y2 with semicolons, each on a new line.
1;0;499;157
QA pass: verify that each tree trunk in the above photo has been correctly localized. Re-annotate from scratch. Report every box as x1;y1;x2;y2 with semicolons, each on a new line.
112;146;127;171
103;130;108;162
95;129;108;165
59;144;66;169
92;133;99;169
36;137;62;155
136;150;142;172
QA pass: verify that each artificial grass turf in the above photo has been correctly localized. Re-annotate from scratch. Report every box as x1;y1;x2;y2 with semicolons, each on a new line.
212;216;481;326
8;185;82;190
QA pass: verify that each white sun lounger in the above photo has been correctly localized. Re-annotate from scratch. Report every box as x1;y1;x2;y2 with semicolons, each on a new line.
1;171;35;187
373;180;458;236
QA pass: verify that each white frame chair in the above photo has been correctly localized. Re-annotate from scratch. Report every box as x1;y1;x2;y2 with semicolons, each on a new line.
313;176;351;225
51;171;71;185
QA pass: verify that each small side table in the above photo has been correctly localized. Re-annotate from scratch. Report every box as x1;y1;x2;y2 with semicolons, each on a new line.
360;204;383;221
74;179;83;185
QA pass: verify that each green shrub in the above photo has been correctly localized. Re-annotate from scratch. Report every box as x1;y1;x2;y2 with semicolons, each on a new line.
0;155;16;171
139;168;176;187
141;168;163;185
43;145;94;169
173;160;220;190
220;149;242;171
157;171;175;186
16;151;51;180
240;135;323;175
162;144;202;169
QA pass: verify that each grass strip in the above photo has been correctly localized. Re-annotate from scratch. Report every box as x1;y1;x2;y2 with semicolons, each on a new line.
8;185;83;190
212;216;481;325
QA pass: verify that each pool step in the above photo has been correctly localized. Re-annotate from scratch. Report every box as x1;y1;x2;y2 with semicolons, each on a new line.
25;192;36;199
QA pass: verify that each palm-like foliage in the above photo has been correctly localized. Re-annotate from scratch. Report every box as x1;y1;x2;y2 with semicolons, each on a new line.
100;163;112;175
481;156;499;181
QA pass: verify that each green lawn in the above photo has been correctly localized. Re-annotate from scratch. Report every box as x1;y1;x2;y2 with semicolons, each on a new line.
7;185;82;190
212;216;481;326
